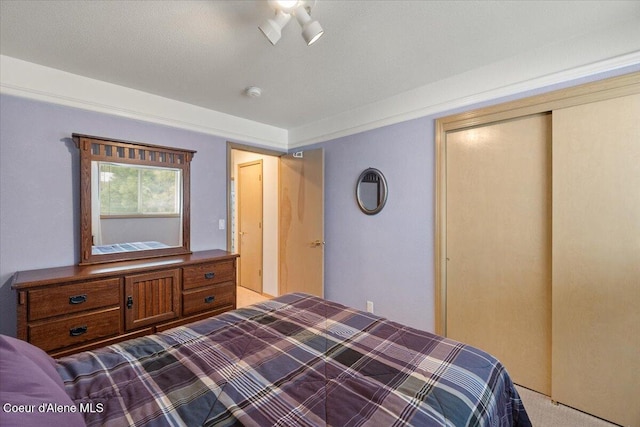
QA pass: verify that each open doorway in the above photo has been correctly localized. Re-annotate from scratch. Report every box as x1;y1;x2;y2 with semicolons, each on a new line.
228;142;325;304
229;145;280;298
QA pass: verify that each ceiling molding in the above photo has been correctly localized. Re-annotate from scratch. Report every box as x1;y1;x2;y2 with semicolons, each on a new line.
287;18;640;147
287;51;640;148
0;55;289;149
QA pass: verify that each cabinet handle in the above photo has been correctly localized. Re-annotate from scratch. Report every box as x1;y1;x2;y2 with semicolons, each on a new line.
204;272;215;280
70;326;88;337
69;294;87;305
126;296;133;309
204;296;215;304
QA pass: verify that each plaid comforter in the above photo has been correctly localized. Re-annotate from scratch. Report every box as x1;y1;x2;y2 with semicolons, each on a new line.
57;293;531;427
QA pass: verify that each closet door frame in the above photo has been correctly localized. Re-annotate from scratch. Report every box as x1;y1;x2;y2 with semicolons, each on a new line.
434;71;640;335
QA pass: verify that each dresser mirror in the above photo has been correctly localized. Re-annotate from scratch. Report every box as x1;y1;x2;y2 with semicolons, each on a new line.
356;168;388;215
75;134;196;265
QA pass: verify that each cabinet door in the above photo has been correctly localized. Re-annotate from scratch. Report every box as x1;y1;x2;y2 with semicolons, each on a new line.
125;269;181;331
552;93;640;427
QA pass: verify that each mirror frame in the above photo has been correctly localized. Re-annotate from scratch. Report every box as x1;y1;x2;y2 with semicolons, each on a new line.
356;167;388;215
74;133;196;265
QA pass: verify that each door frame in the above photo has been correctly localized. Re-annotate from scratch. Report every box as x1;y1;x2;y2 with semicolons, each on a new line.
226;142;286;296
434;72;640;336
226;142;285;252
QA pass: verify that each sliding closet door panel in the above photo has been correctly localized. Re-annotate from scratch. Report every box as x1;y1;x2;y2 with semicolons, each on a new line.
446;114;552;395
552;93;640;427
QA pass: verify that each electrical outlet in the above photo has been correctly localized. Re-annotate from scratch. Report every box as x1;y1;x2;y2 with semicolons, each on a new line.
366;301;374;313
218;219;225;230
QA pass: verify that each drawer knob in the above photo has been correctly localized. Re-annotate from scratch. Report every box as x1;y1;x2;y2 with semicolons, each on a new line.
127;296;133;309
69;294;88;305
204;296;215;304
204;272;215;280
69;325;88;337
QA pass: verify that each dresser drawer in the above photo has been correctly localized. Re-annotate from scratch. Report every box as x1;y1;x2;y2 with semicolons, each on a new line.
29;307;121;352
182;283;235;316
28;278;121;321
183;260;235;290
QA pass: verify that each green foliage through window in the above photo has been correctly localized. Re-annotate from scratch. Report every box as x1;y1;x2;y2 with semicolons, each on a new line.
99;163;180;215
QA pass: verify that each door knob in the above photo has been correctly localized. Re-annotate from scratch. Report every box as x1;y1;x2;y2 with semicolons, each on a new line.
311;240;325;247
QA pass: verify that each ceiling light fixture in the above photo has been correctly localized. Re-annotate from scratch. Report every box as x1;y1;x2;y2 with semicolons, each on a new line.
258;0;324;46
294;6;324;46
258;10;291;45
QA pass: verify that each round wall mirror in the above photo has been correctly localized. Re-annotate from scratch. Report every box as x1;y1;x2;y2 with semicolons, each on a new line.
356;168;388;215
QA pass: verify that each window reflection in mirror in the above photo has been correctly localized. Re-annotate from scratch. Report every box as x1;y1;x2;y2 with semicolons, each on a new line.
91;161;183;255
359;180;380;211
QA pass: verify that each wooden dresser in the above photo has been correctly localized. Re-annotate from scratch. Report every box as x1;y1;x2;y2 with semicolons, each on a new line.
11;250;238;357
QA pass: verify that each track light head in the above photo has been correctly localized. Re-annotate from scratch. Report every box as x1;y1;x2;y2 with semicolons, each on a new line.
294;7;324;46
258;10;292;45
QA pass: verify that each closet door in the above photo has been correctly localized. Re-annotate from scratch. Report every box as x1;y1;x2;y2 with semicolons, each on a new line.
446;113;552;395
552;93;640;427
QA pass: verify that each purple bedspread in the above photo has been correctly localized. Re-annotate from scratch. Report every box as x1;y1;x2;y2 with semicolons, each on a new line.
57;293;531;426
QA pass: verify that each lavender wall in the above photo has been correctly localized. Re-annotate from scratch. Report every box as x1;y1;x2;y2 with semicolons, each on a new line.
2;65;637;338
320;118;435;331
0;95;230;336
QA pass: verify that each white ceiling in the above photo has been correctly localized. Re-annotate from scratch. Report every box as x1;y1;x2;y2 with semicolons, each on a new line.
1;1;640;148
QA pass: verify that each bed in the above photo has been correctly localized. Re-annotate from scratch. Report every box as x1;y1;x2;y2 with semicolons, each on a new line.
1;293;531;426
